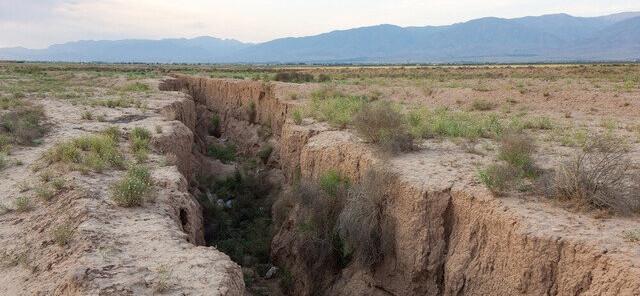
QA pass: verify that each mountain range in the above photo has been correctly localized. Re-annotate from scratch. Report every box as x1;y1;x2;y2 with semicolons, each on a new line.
2;12;640;64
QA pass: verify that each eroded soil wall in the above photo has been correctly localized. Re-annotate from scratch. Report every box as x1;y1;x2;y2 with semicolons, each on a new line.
165;75;640;296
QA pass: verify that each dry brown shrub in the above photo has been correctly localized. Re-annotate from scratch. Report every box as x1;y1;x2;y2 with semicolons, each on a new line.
337;169;397;269
549;135;639;212
353;101;416;154
0;106;47;145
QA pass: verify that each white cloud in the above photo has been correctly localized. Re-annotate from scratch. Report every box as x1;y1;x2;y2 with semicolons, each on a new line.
0;0;638;48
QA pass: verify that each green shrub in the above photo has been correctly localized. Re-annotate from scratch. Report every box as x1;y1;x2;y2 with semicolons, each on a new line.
112;165;152;207
35;185;53;200
210;115;220;129
207;143;237;164
129;127;151;162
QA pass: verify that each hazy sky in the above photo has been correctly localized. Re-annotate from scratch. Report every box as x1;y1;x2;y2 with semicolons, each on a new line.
1;0;639;48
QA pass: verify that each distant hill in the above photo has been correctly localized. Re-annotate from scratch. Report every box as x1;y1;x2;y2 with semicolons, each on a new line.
1;12;639;63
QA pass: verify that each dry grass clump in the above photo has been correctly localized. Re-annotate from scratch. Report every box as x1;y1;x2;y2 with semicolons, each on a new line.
44;129;124;172
0;106;47;145
546;135;639;212
337;169;396;269
353;101;416;154
111;165;152;207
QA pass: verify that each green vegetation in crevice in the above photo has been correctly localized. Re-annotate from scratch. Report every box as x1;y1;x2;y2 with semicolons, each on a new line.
207;142;237;164
197;168;276;288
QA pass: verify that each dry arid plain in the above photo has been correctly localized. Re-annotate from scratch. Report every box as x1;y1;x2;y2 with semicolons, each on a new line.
1;63;640;295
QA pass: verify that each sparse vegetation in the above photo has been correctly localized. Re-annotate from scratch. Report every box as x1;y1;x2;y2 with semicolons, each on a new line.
292;109;302;125
207;143;237;164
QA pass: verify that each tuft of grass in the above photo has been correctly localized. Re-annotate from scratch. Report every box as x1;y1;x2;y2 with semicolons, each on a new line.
51;224;74;246
292;109;302;125
13;196;31;212
51;178;66;190
154;265;173;293
81;110;93;120
207;143;237;164
111;165;152;207
470;99;496;111
35;185;53;200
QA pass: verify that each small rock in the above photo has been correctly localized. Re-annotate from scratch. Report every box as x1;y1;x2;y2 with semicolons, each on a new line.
265;266;278;279
216;199;224;208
